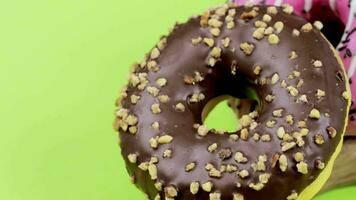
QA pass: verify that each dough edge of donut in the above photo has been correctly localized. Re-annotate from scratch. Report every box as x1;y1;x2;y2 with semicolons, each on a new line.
297;34;351;200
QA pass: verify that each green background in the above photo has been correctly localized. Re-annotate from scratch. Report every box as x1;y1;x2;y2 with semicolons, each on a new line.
1;0;355;199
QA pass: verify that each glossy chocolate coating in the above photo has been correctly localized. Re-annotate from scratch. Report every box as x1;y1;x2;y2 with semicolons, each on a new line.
115;4;349;200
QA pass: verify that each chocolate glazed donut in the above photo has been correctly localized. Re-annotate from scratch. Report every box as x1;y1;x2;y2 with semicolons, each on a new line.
114;3;351;200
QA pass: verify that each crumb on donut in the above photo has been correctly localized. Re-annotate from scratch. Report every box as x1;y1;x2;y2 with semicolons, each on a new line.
208;143;218;152
240;10;258;20
277;127;286;139
313;21;324;30
151;103;161;114
264;27;274;35
227;21;235;29
287;192;299;200
222;37;231;48
197;125;209;136
289;51;298;60
313;60;323;68
316;89;326;99
203;37;215;47
151;121;159;130
327;126;337;138
271;73;280;84
301;23;313;32
210;28;221;37
209;192;221;200
282;142;296;152
282;4;294;14
240;42;255;55
234;152;248;163
262;14;272;22
292;29;300;37
296;161;309;174
127;153;138;163
253;28;265;40
274;21;284;34
202;181;213;192
147;86;159;97
316;160;325;170
279;154;288;172
130;94;141;104
240;128;249;140
342;91;350;100
267;6;277;15
314;134;325;145
158;135;173;144
158;95;169;103
254;20;267;28
164;186;178;198
190;92;205;103
185;162;196;172
211;47;222;58
297;94;308;103
265;94;275;102
150;48;160;60
309;108;320;119
233;193;244;200
156;78;167;87
272;109;283;117
148;163;158;180
190;181;199;194
175;103;186;112
191;37;202;45
163;149;172;158
253;65;262;75
238;170;250;178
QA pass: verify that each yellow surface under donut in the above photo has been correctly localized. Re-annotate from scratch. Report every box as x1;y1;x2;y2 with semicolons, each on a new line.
297;35;351;200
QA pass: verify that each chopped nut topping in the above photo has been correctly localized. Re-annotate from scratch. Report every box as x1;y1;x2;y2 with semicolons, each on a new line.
198;125;209;136
253;65;262;75
267;6;278;15
313;21;323;30
203;37;215;47
327;126;337;138
253;27;265;40
342;91;350;100
151;121;159;130
128;126;137;134
158;135;173;144
230;134;239;141
296;161;309;174
175;103;185;112
156;78;167;87
313;60;323;68
192;37;202;45
240;128;249;140
222;37;231;48
264;27;274;35
283;4;294;14
147;86;159;97
240;115;253;127
292;29;300;37
185;162;196;172
287;192;299;200
262;14;272;22
265;94;275;102
253;133;260;141
298;94;308;103
301;23;313;32
150;48;160;59
127;154;138;163
282;142;296;152
289;51;298;60
209;167;221;178
158;37;167;50
294;152;304;162
149;137;159;149
233;193;244;200
316;160;325;169
277;127;286;139
138;162;149;171
273;109;283;117
274;21;284;34
190;181;200;195
266;120;276;128
271;73;280;84
155;182;162;191
268;34;280;44
208;143;218;153
189;92;205;103
130;94;141;104
219;148;232;160
210;28;221;36
240;42;255;55
227;21;235;29
164;186;178;198
210;47;222;58
240;10;258;20
202;181;213;192
208;18;223;28
151;103;161;114
314;134;325;145
147;60;160;72
279;154;288;172
287;86;299;96
316;89;326;99
296;80;304;88
239;169;250;178
148;163;158;180
163;149;172;158
158;95;169;103
249;182;264;191
235;152;248;163
209;192;221;200
285;115;294;125
309;108;320;119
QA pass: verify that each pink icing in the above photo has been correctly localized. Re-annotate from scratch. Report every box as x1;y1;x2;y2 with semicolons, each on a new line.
234;0;356;133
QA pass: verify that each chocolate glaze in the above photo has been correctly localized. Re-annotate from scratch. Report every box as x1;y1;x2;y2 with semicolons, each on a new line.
115;4;349;200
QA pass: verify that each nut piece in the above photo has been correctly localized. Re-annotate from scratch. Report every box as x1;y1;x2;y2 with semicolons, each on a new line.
203;38;215;47
202;181;213;192
287;192;299;200
314;134;325;145
127;154;138;163
267;6;278;15
240;42;255;55
165;186;178;198
274;21;284;33
151;103;161;114
313;21;323;30
268;34;280;44
279;154;288;172
209;192;221;200
301;23;313;32
233;193;244;200
234;152;248;163
342;91;350;100
197;125;209;136
313;60;323;68
185;162;196;172
309;108;320;119
175;103;185;112
190;181;199;195
262;14;272;22
296;161;309;174
327;126;337;138
158;135;173;144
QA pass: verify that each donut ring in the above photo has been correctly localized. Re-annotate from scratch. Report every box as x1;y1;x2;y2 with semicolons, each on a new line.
234;0;356;133
114;3;350;200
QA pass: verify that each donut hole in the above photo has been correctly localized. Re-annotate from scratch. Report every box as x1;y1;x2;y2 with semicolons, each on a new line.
202;88;259;133
306;5;345;47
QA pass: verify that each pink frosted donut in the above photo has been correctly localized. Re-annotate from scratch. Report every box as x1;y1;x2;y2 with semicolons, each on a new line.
233;0;356;134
